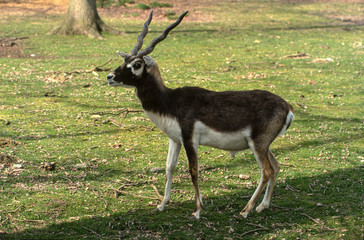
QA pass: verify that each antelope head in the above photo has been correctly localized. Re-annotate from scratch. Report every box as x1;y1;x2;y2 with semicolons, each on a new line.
107;11;188;88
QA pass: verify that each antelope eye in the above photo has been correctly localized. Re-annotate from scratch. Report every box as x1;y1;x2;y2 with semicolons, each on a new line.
133;63;142;70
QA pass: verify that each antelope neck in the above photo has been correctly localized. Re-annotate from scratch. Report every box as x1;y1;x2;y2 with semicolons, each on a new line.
135;75;176;117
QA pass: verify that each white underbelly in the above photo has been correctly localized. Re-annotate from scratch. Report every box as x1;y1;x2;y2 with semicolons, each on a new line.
194;121;251;151
144;111;251;151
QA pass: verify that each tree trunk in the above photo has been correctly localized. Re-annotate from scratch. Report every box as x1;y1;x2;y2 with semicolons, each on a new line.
50;0;119;39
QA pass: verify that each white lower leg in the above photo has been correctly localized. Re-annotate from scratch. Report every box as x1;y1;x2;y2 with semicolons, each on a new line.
241;138;269;218
157;176;172;211
240;173;265;218
192;208;201;220
256;150;279;212
157;139;181;211
256;179;273;212
192;194;203;220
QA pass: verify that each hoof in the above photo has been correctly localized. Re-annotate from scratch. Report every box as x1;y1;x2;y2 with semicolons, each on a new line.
230;151;237;158
156;205;164;211
192;210;201;220
256;203;268;213
240;211;249;218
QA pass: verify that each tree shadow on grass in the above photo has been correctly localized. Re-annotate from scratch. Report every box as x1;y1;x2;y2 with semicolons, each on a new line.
2;166;362;240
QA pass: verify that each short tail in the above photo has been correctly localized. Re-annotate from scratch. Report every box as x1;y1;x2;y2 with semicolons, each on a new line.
278;110;294;137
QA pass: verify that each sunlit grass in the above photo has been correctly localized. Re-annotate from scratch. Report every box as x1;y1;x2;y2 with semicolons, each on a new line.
0;0;363;239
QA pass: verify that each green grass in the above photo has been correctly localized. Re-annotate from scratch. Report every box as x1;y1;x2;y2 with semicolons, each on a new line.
0;0;363;239
165;10;178;20
133;3;151;10
97;0;135;8
150;1;173;8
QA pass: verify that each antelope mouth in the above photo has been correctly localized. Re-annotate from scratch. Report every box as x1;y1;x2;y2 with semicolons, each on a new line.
107;73;119;86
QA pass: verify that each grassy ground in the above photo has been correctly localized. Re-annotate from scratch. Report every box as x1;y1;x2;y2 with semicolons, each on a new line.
0;0;363;239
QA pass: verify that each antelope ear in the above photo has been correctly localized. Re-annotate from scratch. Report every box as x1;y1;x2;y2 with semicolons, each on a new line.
143;55;155;68
116;51;130;60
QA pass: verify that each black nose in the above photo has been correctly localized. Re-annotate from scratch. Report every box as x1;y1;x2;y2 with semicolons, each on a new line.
107;74;114;80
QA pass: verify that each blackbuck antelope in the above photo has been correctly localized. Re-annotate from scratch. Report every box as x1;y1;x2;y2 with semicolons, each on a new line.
107;11;294;219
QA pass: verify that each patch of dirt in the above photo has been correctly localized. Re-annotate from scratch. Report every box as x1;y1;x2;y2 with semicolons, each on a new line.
0;37;30;58
1;0;361;23
1;0;362;20
0;138;24;172
97;0;215;23
0;0;214;22
0;137;22;148
284;0;363;2
0;153;17;169
0;0;68;16
283;0;364;25
0;0;213;58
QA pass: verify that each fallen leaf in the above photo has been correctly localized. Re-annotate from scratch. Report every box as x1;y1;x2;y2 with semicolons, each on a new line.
309;58;334;64
238;174;250;180
285;52;309;59
41;162;56;171
309;80;317;85
150;167;164;173
73;163;89;169
12;164;23;169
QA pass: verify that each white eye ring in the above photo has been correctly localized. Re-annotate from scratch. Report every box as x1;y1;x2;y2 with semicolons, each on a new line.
133;63;142;70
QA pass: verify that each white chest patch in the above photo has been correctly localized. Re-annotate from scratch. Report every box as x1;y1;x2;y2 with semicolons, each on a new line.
144;111;182;143
193;121;251;151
